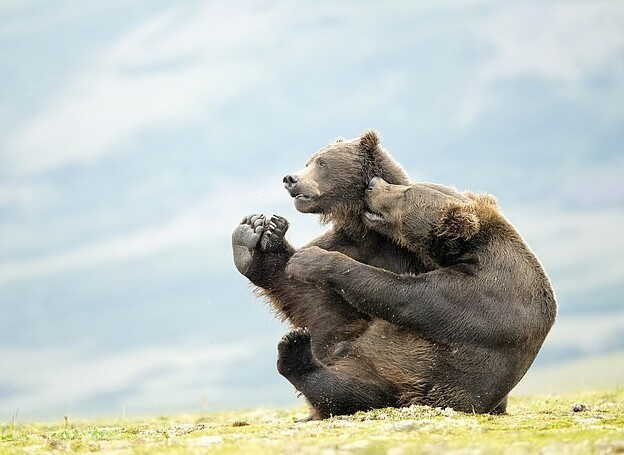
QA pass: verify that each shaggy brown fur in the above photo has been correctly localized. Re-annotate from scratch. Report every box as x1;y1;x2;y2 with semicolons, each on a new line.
232;131;432;417
285;178;557;414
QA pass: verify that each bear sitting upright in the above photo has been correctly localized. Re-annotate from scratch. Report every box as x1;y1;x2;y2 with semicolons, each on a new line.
284;177;557;414
232;132;434;417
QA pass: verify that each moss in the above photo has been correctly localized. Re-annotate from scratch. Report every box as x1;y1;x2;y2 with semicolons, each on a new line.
0;390;622;454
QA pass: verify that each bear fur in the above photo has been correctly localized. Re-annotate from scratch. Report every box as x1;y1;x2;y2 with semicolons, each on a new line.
232;131;433;417
284;178;557;414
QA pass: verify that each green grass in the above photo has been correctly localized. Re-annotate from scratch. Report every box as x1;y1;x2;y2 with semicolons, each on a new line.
1;389;623;454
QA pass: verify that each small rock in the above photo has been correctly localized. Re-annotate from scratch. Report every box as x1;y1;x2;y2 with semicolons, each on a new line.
572;403;587;412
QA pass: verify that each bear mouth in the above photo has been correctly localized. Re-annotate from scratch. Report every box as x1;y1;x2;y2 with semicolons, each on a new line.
288;188;316;202
363;210;385;223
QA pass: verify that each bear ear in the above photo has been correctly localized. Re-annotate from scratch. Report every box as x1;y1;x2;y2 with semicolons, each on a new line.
359;129;381;153
334;136;345;143
359;129;409;185
465;191;498;208
435;204;480;240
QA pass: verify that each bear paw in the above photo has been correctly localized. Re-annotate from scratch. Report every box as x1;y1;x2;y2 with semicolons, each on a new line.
277;327;315;377
260;215;289;252
231;214;265;275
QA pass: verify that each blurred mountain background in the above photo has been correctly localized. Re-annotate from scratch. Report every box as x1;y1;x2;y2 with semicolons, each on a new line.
1;0;623;420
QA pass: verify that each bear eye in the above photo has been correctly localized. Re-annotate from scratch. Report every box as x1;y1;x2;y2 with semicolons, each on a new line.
317;159;326;167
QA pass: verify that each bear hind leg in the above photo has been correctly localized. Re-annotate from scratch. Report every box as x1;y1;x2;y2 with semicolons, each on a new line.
277;328;398;418
277;327;316;377
232;214;290;276
232;214;264;275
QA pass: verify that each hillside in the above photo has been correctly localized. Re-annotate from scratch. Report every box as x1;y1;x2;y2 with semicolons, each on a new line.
1;389;622;454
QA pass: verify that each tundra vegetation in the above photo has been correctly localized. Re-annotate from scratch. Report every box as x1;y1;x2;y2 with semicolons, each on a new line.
1;390;622;454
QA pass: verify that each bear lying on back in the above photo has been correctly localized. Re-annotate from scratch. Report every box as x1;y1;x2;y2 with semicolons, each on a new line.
285;177;557;414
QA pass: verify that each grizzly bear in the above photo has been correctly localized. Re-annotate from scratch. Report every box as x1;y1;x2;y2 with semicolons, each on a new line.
231;131;428;356
232;131;434;416
283;177;557;415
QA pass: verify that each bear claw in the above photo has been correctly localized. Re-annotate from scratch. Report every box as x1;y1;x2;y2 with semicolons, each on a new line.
260;215;289;252
232;214;289;276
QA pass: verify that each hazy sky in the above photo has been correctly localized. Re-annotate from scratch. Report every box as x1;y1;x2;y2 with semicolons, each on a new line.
1;0;623;419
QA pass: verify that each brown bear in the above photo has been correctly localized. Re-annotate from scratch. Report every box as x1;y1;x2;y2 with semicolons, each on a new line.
232;131;434;416
283;177;557;415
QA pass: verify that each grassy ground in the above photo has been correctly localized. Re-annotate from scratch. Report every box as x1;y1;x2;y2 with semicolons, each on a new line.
1;389;623;454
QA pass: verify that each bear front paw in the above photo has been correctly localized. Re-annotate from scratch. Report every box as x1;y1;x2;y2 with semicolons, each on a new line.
285;246;336;283
260;215;289;252
277;327;315;378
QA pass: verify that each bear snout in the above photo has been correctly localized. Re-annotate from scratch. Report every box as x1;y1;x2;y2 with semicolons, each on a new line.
283;174;299;191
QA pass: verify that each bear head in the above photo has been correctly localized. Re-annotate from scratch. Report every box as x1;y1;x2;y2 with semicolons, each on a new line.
363;177;499;260
283;131;409;231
